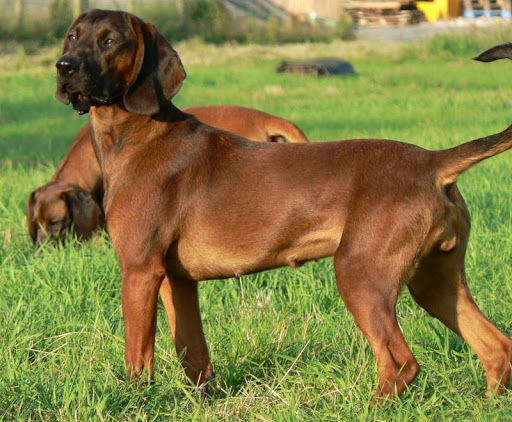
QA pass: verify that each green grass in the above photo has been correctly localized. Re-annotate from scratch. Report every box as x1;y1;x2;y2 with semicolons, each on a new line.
1;33;512;420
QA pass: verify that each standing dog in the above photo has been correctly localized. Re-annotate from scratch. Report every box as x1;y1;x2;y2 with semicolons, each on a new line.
28;106;309;246
55;9;512;401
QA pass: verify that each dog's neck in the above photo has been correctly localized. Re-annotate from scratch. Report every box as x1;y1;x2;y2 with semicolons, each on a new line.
89;102;188;171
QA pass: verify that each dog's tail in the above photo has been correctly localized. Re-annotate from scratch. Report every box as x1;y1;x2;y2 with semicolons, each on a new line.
267;117;310;143
434;124;512;185
434;43;512;183
473;43;512;62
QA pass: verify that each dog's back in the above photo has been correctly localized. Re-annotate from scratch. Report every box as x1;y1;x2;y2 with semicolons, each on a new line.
184;105;309;143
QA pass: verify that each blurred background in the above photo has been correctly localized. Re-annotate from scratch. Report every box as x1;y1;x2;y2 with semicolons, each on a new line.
1;0;510;46
0;0;353;44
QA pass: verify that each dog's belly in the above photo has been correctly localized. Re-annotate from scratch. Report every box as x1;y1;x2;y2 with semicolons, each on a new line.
173;222;343;281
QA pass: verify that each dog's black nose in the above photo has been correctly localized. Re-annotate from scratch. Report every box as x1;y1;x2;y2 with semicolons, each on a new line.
56;56;80;76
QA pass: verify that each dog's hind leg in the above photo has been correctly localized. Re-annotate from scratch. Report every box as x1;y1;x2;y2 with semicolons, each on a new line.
333;232;420;402
160;276;214;386
409;261;512;395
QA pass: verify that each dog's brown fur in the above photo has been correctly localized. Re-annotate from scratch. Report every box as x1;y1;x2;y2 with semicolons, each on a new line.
54;9;512;402
28;106;308;246
185;105;309;143
28;124;104;247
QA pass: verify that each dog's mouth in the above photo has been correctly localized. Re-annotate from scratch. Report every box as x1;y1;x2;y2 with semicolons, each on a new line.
69;92;92;115
60;84;110;115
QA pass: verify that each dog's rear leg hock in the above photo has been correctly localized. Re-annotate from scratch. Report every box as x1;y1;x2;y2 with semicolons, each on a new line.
334;249;420;403
409;269;512;395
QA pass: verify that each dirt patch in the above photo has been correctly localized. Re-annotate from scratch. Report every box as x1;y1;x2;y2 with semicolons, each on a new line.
356;17;512;42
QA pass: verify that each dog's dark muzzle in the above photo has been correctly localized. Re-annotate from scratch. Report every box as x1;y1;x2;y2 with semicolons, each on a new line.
56;55;92;115
55;55;113;115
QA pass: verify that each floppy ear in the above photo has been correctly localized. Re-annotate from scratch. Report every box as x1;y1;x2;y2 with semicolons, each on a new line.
62;186;104;240
123;18;186;115
27;190;39;245
55;12;88;105
474;43;512;62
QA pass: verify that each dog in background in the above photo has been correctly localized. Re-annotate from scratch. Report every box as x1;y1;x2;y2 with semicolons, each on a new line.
55;9;512;402
186;105;309;144
28;105;309;247
28;124;104;247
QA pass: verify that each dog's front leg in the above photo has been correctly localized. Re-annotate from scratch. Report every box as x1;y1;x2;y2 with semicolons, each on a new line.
122;265;165;381
160;276;214;386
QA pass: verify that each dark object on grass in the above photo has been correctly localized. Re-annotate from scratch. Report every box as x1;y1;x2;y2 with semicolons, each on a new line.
276;59;356;76
473;43;512;62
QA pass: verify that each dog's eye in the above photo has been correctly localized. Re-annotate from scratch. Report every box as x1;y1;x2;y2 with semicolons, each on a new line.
68;34;77;42
105;38;117;46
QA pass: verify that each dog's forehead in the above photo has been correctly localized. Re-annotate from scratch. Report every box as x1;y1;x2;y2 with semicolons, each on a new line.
72;10;131;35
38;183;68;201
35;194;67;221
44;197;67;212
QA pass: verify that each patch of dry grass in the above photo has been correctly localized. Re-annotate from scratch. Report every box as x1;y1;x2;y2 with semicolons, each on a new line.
0;37;400;74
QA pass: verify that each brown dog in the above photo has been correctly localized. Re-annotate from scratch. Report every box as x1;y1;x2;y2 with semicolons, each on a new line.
55;9;512;402
28;106;309;246
185;105;309;143
28;124;104;247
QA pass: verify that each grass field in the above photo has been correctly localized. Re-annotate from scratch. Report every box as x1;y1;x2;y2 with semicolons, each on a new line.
1;30;512;420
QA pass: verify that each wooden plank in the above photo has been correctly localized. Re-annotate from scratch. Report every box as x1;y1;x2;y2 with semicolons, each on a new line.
345;2;402;10
348;8;422;26
15;0;24;30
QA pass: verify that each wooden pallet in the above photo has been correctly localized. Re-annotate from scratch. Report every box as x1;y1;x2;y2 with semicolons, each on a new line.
345;1;424;26
463;0;512;17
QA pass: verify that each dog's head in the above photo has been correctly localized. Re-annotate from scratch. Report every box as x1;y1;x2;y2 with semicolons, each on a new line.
28;181;104;248
55;9;186;116
474;43;512;63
